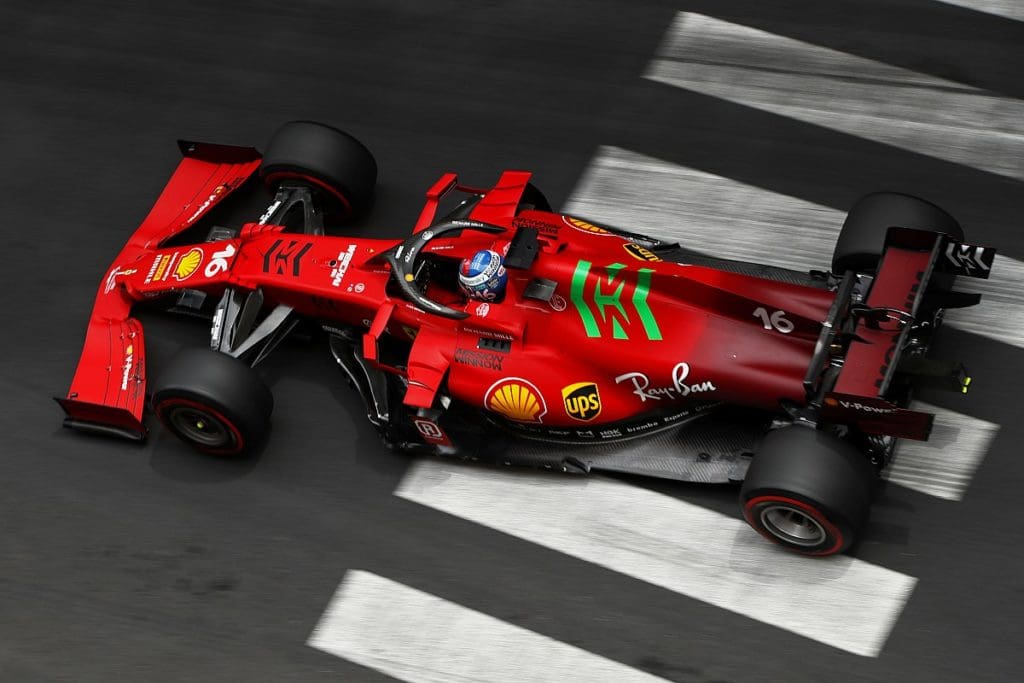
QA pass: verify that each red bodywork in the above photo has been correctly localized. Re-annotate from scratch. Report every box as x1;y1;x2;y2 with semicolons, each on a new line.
58;142;261;438
59;142;940;442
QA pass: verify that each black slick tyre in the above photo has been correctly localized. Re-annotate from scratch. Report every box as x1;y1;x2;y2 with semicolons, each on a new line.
151;349;273;456
261;120;377;219
832;192;964;274
740;426;875;556
517;183;551;213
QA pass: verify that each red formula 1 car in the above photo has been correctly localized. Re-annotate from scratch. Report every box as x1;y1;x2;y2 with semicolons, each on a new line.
58;121;996;555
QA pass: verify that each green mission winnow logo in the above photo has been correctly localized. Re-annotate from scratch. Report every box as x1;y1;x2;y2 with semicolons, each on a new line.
569;260;662;341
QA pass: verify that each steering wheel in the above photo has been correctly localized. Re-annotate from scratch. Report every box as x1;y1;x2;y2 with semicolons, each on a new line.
384;219;507;319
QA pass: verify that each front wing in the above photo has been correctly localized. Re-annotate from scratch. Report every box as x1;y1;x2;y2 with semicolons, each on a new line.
57;141;261;439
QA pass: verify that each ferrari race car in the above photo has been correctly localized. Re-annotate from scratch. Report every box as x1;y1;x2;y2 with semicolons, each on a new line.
58;121;996;556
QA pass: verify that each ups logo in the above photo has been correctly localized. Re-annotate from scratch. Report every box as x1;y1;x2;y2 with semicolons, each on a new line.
623;243;663;262
562;382;602;422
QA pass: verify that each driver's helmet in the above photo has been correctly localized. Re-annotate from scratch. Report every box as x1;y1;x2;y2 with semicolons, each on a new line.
458;249;507;301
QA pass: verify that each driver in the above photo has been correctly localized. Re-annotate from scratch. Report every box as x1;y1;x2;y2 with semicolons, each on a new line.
458;248;507;302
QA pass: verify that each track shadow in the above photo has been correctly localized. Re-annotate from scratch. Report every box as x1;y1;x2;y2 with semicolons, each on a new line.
147;428;264;483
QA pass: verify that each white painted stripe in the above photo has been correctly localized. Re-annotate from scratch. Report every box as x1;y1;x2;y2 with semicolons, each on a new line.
309;570;670;682
563;145;1024;351
565;145;839;273
645;12;1024;182
943;254;1024;349
934;0;1024;21
884;401;1000;501
397;460;916;657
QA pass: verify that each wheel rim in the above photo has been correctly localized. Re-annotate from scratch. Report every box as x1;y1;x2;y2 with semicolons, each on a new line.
759;504;827;547
167;406;233;448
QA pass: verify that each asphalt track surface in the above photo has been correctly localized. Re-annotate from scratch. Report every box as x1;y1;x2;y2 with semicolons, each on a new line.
3;1;1024;681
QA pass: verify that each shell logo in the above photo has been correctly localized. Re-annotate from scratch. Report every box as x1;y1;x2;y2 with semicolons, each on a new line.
485;378;547;423
173;248;204;281
563;216;611;235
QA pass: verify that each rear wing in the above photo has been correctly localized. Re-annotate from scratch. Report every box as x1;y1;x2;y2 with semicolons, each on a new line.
57;141;261;440
810;227;995;440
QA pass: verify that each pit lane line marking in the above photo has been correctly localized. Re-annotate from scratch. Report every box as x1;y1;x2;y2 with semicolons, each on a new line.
933;0;1024;21
396;459;916;658
309;569;671;682
646;12;1024;183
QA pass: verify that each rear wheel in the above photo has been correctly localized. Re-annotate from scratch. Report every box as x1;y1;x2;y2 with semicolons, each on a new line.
740;426;875;556
832;192;963;274
261;120;377;220
151;349;273;456
517;183;551;213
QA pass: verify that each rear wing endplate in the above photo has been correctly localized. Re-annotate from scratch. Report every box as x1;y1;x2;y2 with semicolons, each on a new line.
815;227;995;440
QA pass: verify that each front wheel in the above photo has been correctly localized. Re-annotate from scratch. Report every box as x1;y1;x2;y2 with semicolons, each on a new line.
740;426;875;556
151;349;273;456
261;120;377;220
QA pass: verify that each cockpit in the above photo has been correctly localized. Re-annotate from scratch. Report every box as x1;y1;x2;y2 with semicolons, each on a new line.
383;218;553;319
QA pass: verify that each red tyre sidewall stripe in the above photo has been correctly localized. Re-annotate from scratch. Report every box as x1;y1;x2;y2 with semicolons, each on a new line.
154;397;246;456
743;494;845;556
263;170;353;217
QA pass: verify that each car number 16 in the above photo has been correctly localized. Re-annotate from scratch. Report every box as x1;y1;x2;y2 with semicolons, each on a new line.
753;307;794;334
